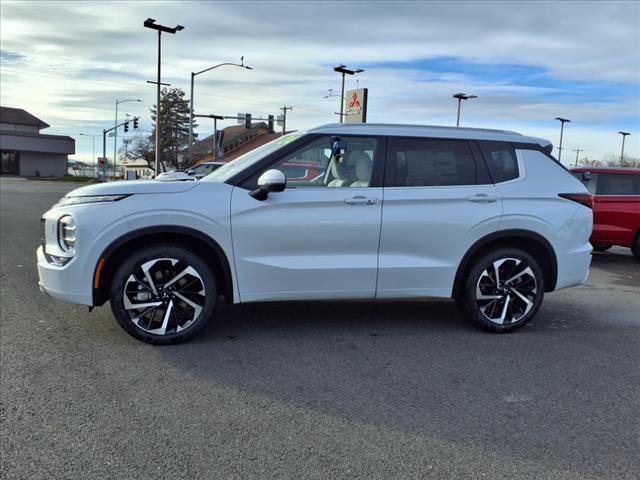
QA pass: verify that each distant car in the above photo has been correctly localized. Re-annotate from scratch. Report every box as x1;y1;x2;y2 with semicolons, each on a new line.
155;163;226;182
155;170;194;181
571;167;640;260
186;162;225;180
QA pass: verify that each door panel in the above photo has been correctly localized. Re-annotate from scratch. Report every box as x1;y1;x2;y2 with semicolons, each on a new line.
231;187;383;302
592;196;640;247
377;137;503;298
377;185;502;298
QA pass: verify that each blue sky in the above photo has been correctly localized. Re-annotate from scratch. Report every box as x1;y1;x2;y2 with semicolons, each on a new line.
1;0;638;164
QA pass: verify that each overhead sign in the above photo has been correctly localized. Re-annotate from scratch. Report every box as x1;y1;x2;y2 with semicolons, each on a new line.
344;88;368;123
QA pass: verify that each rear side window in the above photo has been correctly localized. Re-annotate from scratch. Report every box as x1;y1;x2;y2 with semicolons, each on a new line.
388;138;477;187
479;141;519;183
598;173;640;195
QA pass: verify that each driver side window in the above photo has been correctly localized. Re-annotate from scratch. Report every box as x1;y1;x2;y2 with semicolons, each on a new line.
244;136;378;189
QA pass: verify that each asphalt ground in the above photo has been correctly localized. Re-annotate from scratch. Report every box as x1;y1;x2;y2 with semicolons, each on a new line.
1;178;639;480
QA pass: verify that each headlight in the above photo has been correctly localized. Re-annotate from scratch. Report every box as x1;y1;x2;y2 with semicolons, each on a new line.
58;215;76;254
54;194;130;208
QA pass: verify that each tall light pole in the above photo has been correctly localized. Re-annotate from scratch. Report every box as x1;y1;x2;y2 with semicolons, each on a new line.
618;131;631;165
144;18;184;176
188;58;252;164
333;65;364;123
77;133;97;162
453;93;477;127
572;149;583;167
113;99;141;180
555;117;571;163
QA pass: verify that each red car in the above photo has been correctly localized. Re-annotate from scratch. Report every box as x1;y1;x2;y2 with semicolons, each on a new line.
571;167;640;260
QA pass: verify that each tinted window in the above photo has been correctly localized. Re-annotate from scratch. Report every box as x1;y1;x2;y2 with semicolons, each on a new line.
479;141;519;183
572;172;598;194
389;138;477;187
599;173;640;195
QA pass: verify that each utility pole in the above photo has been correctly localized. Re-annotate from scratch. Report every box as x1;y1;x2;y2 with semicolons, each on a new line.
280;106;293;136
572;149;583;167
618;131;631;165
453;93;478;127
333;65;364;123
144;18;184;176
554;117;571;163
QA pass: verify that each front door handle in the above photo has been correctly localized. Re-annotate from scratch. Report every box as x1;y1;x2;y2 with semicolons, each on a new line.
467;194;499;203
344;195;378;205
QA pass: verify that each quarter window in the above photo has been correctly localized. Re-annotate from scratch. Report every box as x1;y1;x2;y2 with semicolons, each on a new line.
479;141;519;183
388;138;477;187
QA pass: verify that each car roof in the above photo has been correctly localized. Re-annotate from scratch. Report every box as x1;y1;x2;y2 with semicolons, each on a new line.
307;123;546;146
571;167;640;174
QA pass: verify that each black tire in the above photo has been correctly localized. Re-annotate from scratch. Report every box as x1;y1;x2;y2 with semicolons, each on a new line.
459;248;545;333
110;244;217;344
593;244;612;252
632;237;640;262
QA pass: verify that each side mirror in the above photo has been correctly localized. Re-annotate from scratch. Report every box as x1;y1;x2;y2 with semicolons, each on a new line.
186;169;195;176
250;169;286;200
582;172;592;182
331;137;348;162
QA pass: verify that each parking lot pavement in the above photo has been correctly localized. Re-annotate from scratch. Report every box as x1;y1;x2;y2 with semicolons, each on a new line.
1;178;639;480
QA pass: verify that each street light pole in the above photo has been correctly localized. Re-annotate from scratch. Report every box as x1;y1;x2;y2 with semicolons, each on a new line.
188;58;252;164
554;117;571;163
452;93;478;127
333;65;364;123
144;18;184;176
113;99;141;181
618;131;631;165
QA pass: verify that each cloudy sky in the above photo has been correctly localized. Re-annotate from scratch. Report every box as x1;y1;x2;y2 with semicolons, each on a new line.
1;0;639;165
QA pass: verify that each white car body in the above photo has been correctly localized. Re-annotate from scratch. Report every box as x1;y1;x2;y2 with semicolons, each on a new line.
155;170;195;181
37;124;592;339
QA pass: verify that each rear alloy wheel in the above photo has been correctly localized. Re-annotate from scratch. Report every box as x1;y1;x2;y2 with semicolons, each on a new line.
110;245;217;344
461;249;544;332
593;244;612;252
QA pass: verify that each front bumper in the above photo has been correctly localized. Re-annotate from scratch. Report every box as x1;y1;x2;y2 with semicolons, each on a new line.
37;246;94;306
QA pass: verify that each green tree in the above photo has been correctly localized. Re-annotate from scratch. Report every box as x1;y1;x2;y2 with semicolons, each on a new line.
120;87;196;172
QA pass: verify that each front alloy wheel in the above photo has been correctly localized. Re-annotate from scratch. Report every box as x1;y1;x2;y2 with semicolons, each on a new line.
461;248;544;332
110;245;217;344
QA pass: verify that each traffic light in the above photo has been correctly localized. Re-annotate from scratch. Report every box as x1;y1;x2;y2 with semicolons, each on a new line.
124;121;129;133
133;117;139;129
245;113;251;129
268;115;274;134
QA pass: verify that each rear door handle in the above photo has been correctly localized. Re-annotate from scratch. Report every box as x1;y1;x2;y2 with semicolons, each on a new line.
467;194;499;203
344;195;378;205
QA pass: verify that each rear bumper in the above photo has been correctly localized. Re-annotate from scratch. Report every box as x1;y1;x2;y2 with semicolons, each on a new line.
37;246;93;306
554;242;592;290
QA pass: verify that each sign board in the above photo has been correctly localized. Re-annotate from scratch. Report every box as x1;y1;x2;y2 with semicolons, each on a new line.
276;115;285;126
108;132;116;137
344;88;368;123
97;157;107;165
237;113;246;125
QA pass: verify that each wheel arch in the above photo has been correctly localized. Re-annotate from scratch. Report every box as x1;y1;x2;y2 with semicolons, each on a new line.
452;229;558;299
92;226;234;306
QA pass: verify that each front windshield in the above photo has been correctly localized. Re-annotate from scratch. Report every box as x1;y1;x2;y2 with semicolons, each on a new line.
203;133;301;182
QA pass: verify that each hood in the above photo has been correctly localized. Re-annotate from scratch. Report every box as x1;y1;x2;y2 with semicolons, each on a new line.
66;180;200;197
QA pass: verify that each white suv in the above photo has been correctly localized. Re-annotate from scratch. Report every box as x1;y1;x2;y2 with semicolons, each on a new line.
37;124;593;344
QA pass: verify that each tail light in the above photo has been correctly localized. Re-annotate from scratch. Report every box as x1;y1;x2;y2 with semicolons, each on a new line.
559;193;593;209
